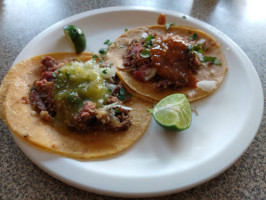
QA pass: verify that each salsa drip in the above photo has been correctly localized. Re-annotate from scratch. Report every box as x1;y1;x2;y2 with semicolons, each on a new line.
123;35;200;89
157;14;166;25
29;56;131;131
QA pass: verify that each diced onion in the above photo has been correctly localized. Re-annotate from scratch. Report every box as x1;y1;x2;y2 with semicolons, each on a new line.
104;102;133;110
85;60;117;79
103;102;118;109
141;32;149;38
98;99;104;104
197;38;206;44
144;68;157;81
196;80;217;92
210;68;216;75
106;83;117;92
115;105;133;111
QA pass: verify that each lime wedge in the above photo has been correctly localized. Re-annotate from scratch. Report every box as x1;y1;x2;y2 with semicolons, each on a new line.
63;25;86;54
148;94;192;131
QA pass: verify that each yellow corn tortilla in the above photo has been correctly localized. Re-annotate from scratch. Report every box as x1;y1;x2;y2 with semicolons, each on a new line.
106;25;228;103
0;52;152;159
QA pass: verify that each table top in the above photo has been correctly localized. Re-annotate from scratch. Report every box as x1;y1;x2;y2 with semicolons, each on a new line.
1;0;265;199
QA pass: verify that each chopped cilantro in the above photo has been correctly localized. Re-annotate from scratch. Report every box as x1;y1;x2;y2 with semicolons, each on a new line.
107;88;112;93
140;48;150;58
188;44;221;65
144;34;154;48
114;107;121;115
67;92;76;103
30;86;35;91
99;48;107;55
102;69;108;74
124;28;128;32
165;22;174;30
146;34;153;42
104;39;112;46
188;44;203;53
213;58;221;65
92;54;99;59
202;56;221;65
51;72;57;78
65;71;70;78
188;33;198;41
182;16;187;19
99;39;113;57
107;63;113;68
117;88;126;101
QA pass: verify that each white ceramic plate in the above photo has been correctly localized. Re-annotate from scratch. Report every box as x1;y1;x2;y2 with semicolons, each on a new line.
12;6;263;197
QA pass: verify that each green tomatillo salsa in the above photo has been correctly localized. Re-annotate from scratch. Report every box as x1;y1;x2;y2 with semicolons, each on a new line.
53;61;111;122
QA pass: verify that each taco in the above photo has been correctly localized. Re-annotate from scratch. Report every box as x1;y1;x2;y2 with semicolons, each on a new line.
0;52;152;159
106;25;228;103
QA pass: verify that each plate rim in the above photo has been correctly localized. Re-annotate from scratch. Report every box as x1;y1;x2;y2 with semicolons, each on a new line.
10;6;264;197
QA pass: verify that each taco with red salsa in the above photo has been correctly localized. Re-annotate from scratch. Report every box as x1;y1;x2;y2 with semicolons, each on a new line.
106;25;228;103
0;52;152;159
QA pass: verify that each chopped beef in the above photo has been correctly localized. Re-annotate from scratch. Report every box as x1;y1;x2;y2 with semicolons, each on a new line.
116;107;130;120
109;107;131;131
70;100;131;131
41;71;56;82
41;56;58;72
70;101;97;131
123;40;152;73
29;89;46;112
31;78;56;117
107;95;121;104
96;108;110;125
111;82;131;102
29;56;59;117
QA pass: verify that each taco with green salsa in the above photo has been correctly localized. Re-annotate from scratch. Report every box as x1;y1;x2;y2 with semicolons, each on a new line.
106;25;228;103
0;52;152;159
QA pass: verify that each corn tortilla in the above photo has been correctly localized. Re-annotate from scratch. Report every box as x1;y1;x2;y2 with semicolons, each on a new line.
0;52;152;159
106;25;228;103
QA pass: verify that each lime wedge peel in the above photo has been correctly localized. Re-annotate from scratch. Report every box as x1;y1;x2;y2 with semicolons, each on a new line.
63;25;86;54
148;93;192;131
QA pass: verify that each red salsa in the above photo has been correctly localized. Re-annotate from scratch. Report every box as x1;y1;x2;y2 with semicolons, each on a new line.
151;37;198;88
